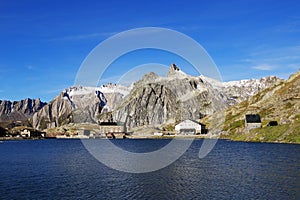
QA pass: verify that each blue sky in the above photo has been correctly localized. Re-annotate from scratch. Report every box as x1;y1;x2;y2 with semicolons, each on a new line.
0;0;299;102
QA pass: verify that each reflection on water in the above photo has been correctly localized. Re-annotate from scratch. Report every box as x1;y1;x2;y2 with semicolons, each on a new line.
0;139;299;199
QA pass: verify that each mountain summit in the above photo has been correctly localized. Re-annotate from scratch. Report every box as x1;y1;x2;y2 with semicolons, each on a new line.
166;63;188;78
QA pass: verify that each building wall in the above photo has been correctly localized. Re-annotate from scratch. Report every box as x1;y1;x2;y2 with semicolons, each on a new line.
99;125;124;134
179;129;196;135
175;120;203;134
245;122;261;132
78;130;91;136
21;129;31;137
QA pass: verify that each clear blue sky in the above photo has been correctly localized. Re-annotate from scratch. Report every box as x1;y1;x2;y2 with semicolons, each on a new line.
0;0;299;102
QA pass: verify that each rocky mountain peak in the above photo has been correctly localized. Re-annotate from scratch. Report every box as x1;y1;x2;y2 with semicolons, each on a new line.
167;63;187;78
170;63;180;71
0;98;46;123
141;72;160;83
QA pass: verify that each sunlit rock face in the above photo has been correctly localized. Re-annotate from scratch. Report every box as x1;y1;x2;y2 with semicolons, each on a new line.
30;85;130;130
0;98;46;122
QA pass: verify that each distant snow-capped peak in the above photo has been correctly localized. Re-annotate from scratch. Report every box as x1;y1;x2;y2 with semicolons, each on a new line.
64;84;132;98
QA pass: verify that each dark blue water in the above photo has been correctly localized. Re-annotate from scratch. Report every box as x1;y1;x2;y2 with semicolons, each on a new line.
0;139;299;199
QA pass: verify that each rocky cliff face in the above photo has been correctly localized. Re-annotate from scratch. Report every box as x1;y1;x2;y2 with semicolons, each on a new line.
30;85;130;130
113;83;181;129
0;98;46;122
30;92;75;130
199;75;283;104
222;76;283;102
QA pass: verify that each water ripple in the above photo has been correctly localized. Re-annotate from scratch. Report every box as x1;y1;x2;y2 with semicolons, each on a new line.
0;139;299;199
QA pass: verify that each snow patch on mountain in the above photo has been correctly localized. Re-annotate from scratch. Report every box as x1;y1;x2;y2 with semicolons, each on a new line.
99;84;132;97
198;75;283;102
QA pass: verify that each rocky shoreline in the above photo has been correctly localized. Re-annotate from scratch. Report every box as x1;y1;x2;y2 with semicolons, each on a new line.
1;135;299;144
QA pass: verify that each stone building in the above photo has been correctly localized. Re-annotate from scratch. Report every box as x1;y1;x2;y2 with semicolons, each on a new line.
245;114;262;132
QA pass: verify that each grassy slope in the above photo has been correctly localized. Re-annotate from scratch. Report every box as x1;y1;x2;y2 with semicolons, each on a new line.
206;70;300;143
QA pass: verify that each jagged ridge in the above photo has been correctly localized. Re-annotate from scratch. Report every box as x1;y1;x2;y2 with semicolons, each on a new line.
0;98;46;122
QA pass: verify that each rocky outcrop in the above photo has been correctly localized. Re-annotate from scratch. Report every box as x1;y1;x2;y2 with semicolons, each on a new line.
0;98;46;122
199;75;283;104
222;76;283;102
167;63;181;77
113;83;181;129
30;85;129;130
30;93;75;130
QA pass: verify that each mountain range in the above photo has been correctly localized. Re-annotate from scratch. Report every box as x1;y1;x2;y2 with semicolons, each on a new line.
27;64;281;131
1;63;298;142
0;98;46;127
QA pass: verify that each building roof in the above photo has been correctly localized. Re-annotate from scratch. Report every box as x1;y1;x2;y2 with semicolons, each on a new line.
99;122;118;126
245;114;261;123
178;119;205;126
99;122;125;126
